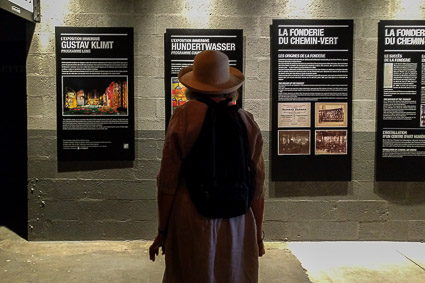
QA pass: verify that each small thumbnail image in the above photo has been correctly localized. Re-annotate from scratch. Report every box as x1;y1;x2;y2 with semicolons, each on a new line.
278;102;311;128
315;102;347;128
315;130;347;155
278;130;310;155
171;77;187;114
421;104;425;127
383;63;393;89
63;76;128;116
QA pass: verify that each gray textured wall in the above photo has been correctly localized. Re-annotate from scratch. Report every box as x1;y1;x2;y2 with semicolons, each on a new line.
27;0;425;241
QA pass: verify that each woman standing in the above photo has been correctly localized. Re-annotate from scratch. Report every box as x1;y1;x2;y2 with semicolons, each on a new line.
149;50;265;283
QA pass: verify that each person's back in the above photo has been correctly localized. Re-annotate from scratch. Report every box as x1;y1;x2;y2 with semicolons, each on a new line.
182;96;255;219
150;50;266;283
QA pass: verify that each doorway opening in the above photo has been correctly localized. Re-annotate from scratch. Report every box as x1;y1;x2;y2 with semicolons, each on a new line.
0;8;35;239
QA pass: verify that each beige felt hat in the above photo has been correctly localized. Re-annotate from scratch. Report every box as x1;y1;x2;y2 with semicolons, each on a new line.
178;50;244;95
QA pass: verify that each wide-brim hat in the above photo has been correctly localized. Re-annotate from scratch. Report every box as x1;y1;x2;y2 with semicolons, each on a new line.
178;50;244;95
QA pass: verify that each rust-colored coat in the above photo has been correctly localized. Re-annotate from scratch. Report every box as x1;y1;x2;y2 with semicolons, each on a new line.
157;100;265;283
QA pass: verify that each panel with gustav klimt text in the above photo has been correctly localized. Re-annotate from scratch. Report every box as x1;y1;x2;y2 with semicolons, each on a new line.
56;27;134;161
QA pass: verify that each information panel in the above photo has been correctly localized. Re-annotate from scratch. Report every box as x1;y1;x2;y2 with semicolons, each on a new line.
0;0;37;22
376;20;425;181
56;27;134;161
271;19;353;181
164;29;243;126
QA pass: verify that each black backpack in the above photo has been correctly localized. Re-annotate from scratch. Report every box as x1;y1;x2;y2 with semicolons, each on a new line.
182;97;255;219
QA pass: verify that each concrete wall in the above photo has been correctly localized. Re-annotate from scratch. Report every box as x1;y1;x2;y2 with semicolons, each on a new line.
27;0;425;241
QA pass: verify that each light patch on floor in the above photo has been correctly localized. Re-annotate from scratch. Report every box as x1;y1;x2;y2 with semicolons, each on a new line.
288;241;425;283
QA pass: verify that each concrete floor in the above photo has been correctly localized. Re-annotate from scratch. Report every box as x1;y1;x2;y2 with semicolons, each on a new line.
1;227;424;283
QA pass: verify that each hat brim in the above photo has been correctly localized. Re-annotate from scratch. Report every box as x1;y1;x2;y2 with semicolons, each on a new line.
178;66;244;95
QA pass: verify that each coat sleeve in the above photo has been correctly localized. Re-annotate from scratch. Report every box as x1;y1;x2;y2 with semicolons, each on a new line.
157;101;208;195
239;110;266;200
156;107;187;195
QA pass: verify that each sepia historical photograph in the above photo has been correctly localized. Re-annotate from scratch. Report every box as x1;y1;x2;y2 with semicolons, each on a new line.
315;130;347;155
315;102;348;128
278;102;311;128
278;130;310;155
383;62;394;89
